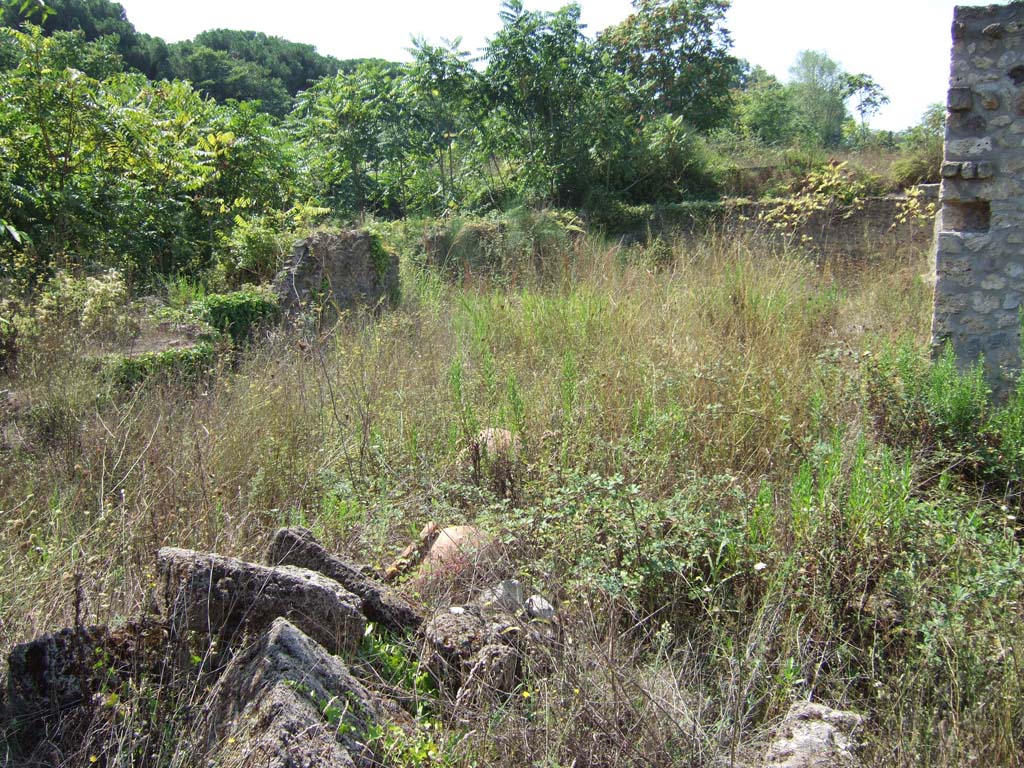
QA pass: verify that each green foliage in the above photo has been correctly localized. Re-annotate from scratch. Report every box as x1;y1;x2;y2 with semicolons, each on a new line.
891;104;943;187
0;26;298;283
194;288;279;345
733;67;801;146
179;28;342;115
2;1;345;114
865;340;1024;498
216;200;329;288
103;340;216;389
484;1;639;207
360;622;435;695
786;50;849;148
758;161;877;246
599;0;738;131
400;38;482;214
292;61;404;216
507;473;683;611
11;268;136;346
419;207;584;280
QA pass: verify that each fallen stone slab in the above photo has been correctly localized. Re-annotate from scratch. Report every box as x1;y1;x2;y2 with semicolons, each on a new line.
5;625;109;723
205;618;379;768
4;620;170;754
157;547;364;656
764;701;865;768
267;527;422;634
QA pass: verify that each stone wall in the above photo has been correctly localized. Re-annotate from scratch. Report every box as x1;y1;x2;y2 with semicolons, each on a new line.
606;196;935;262
273;229;400;318
932;5;1024;397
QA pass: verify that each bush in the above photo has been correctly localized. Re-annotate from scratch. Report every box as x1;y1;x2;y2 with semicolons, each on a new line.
0;298;18;371
12;268;137;349
194;288;280;345
216;212;294;287
419;208;584;280
890;147;941;188
864;340;1024;498
104;342;217;390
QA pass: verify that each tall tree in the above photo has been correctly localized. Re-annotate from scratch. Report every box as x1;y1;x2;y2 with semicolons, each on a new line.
401;37;481;212
599;0;738;132
484;0;635;205
788;49;848;147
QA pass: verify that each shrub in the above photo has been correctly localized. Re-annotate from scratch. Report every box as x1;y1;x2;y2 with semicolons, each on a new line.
194;288;280;345
12;268;137;348
419;208;584;280
104;341;217;390
216;212;294;287
0;297;17;370
890;147;941;188
864;340;1024;498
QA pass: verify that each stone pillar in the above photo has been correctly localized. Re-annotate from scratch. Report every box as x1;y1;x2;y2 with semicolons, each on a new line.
932;5;1024;399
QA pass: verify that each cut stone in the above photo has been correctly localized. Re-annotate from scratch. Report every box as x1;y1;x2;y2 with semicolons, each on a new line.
948;86;974;111
157;547;364;656
267;527;422;634
205;618;379;768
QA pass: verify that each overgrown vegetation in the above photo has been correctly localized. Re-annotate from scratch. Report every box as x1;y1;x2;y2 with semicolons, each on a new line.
0;0;984;765
0;0;939;296
4;225;1022;765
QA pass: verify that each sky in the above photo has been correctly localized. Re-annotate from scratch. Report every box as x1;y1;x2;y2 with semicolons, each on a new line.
114;0;967;132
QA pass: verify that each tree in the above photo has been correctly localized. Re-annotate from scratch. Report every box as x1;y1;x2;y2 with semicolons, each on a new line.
167;41;291;116
788;49;858;148
0;25;298;280
2;1;347;115
484;0;636;205
599;0;738;132
843;72;889;125
733;66;800;146
401;38;481;212
291;62;404;216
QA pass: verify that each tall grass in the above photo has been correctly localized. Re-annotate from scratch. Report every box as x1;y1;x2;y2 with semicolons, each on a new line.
3;230;1021;766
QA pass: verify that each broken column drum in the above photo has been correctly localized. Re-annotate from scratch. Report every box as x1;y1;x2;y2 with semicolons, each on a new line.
932;6;1024;397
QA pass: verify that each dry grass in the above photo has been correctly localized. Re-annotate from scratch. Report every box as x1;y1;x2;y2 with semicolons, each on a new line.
3;230;1021;766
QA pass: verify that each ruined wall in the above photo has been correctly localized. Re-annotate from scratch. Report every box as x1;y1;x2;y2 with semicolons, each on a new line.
932;4;1024;396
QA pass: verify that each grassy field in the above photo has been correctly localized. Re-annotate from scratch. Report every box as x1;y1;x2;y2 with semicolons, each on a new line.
2;228;1022;766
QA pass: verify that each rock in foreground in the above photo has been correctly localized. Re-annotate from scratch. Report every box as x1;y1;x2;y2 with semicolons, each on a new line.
157;547;364;655
205;618;379;768
267;527;422;633
764;701;865;768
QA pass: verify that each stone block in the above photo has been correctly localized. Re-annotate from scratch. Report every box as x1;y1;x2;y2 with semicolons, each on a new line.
6;626;109;721
971;292;1000;313
948;87;974;111
980;91;1002;110
981;274;1007;290
267;527;422;634
204;618;379;768
157;547;365;656
948;137;993;156
273;230;399;319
